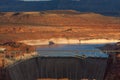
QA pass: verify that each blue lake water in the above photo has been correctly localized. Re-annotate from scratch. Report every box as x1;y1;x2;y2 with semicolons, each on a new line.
36;44;109;58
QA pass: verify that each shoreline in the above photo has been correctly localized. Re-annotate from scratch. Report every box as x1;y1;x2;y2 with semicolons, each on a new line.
19;38;120;46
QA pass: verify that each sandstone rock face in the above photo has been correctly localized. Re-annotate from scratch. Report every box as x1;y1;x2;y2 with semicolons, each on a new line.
0;11;120;41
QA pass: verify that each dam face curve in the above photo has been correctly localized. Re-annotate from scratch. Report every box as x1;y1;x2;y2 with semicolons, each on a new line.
5;57;108;80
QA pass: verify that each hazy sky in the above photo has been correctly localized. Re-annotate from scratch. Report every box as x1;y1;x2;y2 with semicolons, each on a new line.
0;0;119;16
21;0;52;1
21;0;80;1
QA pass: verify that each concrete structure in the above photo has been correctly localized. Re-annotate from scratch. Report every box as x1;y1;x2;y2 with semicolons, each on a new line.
4;55;108;80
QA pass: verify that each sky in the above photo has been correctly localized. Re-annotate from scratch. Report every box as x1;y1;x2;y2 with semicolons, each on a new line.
0;0;120;16
21;0;52;1
20;0;80;1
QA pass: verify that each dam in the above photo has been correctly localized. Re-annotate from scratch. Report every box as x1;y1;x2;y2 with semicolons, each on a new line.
5;56;108;80
2;44;109;80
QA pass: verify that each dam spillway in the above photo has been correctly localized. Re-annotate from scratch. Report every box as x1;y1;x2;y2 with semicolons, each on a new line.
4;56;108;80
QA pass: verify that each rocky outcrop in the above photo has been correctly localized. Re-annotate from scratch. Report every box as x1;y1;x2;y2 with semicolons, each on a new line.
99;42;120;53
100;42;120;80
0;41;35;53
0;41;36;68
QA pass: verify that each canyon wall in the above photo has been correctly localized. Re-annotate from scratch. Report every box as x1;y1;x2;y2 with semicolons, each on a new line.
5;57;108;80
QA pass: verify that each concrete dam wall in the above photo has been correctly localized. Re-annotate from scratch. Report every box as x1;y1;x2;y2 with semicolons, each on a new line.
5;57;108;80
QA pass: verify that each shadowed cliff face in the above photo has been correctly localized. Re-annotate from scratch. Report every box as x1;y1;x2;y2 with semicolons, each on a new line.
0;0;120;16
4;57;108;80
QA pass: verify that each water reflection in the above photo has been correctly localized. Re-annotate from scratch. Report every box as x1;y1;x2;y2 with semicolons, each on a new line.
37;44;108;58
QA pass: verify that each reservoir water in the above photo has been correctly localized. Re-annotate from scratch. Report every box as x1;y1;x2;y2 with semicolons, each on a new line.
37;44;109;58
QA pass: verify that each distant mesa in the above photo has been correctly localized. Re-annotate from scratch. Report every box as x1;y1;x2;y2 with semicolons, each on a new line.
0;10;119;26
0;10;99;16
0;10;81;17
41;10;81;14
